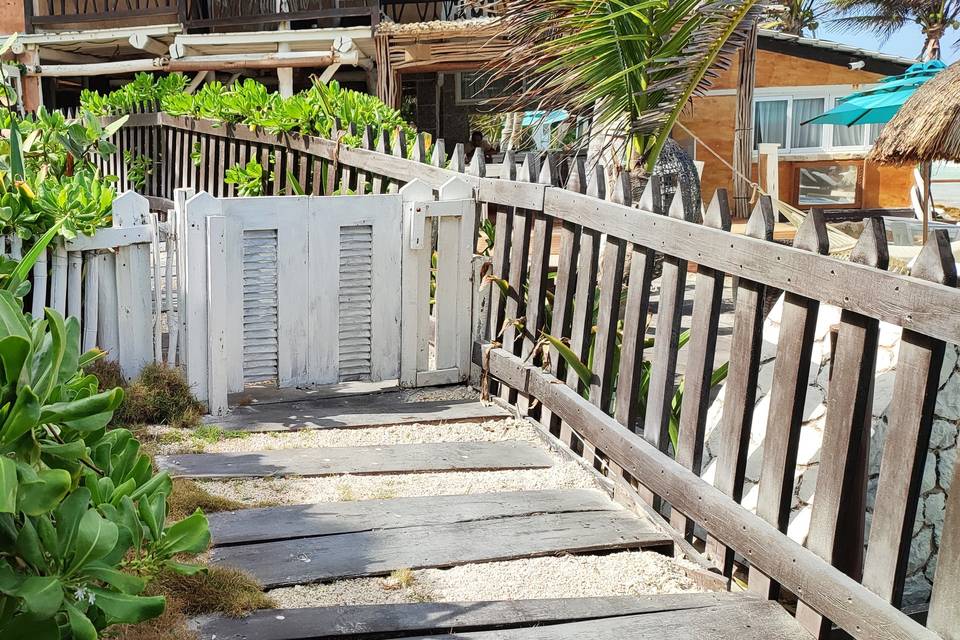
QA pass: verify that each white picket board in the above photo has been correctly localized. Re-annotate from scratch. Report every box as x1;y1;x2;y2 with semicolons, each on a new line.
32;247;48;318
206;215;229;416
113;192;155;379
67;251;82;322
165;207;179;366
82;253;100;353
50;243;68;316
96;253;119;362
183;191;220;403
150;213;163;363
400;180;435;386
224;215;244;393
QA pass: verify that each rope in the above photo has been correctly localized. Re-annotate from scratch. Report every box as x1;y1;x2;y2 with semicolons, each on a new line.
674;121;858;254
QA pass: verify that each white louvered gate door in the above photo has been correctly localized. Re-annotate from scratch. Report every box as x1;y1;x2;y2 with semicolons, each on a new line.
183;192;403;414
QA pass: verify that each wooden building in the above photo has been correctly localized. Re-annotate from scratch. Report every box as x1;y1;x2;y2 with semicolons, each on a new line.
677;30;916;214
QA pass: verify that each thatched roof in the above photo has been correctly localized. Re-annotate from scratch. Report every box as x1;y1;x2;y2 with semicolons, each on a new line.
376;17;501;37
869;61;960;165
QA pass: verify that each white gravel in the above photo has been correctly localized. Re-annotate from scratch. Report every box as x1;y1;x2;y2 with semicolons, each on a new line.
195;460;599;506
269;552;702;608
148;418;538;456
399;386;481;402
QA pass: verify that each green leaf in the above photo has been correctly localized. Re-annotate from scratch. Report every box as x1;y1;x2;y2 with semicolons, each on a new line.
83;563;146;595
18;468;71;516
68;509;119;573
159;509;210;555
163;559;208;576
0;385;40;445
40;440;87;460
16;517;47;571
0;293;31;340
14;576;63;618
56;487;91;556
40;388;123;425
0;336;31;382
88;587;165;624
541;333;593;389
0;613;60;640
0;457;15;513
65;601;97;640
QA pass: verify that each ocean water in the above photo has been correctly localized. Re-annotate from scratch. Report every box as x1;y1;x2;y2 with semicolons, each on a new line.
933;162;960;207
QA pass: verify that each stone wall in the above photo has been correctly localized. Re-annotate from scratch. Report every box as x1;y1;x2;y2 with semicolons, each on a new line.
701;294;959;607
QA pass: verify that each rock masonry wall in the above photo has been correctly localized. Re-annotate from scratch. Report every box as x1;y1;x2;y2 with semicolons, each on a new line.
700;294;958;607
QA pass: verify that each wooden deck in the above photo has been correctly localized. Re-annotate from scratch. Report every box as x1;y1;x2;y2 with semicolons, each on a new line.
193;392;810;640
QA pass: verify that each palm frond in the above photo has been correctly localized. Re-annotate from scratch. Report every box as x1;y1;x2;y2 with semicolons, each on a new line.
488;0;763;170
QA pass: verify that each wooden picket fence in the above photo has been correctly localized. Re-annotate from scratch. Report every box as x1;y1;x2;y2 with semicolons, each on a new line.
95;110;960;640
5;190;177;379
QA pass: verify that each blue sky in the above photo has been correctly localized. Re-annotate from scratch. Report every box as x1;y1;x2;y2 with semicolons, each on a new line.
817;22;959;64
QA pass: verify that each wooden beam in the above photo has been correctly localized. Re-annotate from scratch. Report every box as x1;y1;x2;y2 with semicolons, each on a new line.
129;32;169;56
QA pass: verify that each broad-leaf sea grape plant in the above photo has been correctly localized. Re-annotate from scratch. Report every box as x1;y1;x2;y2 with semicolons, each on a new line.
82;74;417;150
0;230;210;638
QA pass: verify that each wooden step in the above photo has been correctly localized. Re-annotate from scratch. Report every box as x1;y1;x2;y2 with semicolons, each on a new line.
214;393;508;433
208;489;615;546
156;440;553;479
194;593;809;640
210;505;671;588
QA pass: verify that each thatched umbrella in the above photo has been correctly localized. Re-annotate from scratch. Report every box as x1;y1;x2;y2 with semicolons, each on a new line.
869;61;960;238
870;61;960;165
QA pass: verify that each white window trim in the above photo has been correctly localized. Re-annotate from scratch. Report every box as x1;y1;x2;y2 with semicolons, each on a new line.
455;71;510;106
752;84;881;156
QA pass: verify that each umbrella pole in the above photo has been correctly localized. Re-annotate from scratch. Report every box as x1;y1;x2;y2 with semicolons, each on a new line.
921;161;932;241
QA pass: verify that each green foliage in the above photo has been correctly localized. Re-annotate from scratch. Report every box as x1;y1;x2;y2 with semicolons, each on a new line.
224;161;269;197
80;74;189;117
84;75;417;152
123;152;154;192
492;0;762;171
0;244;210;638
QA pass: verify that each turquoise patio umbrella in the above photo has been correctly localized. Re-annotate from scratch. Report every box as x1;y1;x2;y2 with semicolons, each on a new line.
802;59;946;127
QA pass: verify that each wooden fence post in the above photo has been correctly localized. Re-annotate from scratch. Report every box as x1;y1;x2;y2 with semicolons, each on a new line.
399;179;435;387
182;190;218;406
206;215;228;416
112;191;154;379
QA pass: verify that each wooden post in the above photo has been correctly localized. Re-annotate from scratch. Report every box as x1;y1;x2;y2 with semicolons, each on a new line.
112;191;154;379
758;143;780;203
206;215;228;416
733;21;757;219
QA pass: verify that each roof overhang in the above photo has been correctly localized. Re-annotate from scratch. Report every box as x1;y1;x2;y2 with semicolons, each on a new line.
13;24;181;63
758;29;916;76
172;26;376;64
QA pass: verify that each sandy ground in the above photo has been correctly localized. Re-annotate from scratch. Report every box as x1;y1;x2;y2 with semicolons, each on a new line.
269;553;702;608
196;460;599;506
187;403;705;610
148;418;537;456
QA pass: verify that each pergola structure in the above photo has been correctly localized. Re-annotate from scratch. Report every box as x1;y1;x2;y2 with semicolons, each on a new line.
374;17;507;109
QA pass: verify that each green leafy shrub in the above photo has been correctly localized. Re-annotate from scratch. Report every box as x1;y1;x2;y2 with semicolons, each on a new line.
80;74;189;117
224;160;269;197
0;233;210;637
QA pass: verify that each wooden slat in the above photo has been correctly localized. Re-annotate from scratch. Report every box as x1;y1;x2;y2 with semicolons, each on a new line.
523;158;556;366
156;440;554;479
929;453;960;638
590;173;629;413
794;218;888;637
704;197;775;576
487;149;515;347
613;179;658;433
214;396;508;433
197;593;750;640
210;509;669;588
209;489;615;546
748;209;830;600
643;185;690;453
862;229;956;606
389;601;812;640
501;154;536;362
670;190;731;539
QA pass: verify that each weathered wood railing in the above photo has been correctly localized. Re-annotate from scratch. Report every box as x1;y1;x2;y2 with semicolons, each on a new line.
100;112;959;640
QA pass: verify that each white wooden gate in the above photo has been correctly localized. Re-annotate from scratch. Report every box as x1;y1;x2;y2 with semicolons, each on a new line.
179;177;476;415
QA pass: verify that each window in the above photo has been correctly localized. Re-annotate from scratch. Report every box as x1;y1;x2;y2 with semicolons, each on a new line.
753;86;882;153
795;162;862;207
754;100;787;149
456;71;512;104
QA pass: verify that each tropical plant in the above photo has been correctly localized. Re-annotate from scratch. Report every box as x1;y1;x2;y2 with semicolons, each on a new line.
762;0;831;35
80;74;189;117
489;0;763;174
224;161;270;197
0;230;210;638
830;0;960;60
123;152;154;191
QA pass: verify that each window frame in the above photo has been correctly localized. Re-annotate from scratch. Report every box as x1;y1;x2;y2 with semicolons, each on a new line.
752;84;881;155
792;160;865;209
